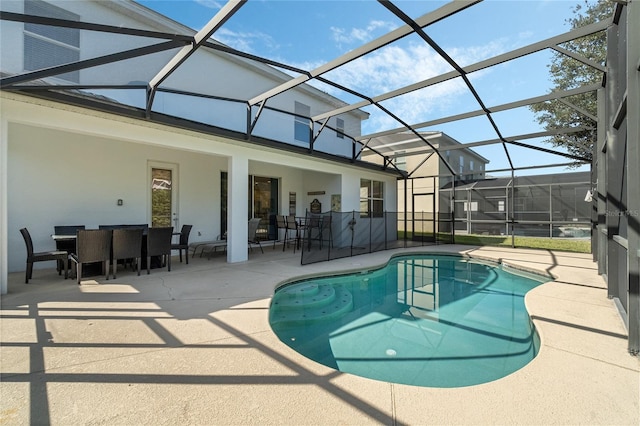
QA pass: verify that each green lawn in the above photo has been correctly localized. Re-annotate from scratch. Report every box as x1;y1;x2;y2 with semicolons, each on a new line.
402;232;591;253
450;234;591;253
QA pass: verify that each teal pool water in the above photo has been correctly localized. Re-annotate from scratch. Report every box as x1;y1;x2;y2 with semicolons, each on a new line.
269;254;547;388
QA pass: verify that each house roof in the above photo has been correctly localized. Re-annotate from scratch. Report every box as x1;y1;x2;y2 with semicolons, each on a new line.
362;131;490;164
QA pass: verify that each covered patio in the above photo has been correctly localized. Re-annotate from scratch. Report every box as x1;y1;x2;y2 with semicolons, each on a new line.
0;247;637;424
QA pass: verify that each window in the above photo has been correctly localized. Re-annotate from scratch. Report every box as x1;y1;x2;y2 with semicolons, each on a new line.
459;156;464;174
294;101;310;143
360;179;384;218
336;117;344;139
151;168;173;227
24;0;80;83
394;151;406;171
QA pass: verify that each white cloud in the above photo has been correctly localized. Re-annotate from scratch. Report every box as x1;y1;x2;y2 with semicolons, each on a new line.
194;0;223;10
330;20;397;47
214;28;279;54
289;38;510;133
320;43;463;127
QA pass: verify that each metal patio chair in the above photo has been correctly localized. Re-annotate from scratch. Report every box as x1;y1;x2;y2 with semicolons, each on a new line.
273;215;292;251
171;224;193;264
248;218;264;253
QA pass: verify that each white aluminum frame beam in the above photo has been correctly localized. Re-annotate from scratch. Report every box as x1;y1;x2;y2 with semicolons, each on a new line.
368;126;594;158
247;0;480;107
313;18;611;124
146;0;246;112
357;83;601;141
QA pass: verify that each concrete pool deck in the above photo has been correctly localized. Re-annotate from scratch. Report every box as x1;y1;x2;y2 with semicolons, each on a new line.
1;245;638;425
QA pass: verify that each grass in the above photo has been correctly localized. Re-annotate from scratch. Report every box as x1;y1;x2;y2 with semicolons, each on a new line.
449;234;591;253
403;232;591;253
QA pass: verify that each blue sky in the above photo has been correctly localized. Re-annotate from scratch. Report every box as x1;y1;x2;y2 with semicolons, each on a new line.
137;0;598;175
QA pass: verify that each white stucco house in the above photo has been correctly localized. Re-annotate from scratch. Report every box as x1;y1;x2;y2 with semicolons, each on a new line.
0;0;401;293
363;131;489;222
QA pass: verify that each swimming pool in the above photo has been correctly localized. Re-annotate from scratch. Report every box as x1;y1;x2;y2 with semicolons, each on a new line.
269;254;548;388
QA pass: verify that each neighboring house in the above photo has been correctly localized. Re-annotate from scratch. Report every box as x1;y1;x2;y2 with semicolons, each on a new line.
362;131;489;216
0;0;399;287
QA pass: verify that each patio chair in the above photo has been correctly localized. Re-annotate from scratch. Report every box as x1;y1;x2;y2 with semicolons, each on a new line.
305;215;322;250
146;227;173;274
53;225;85;275
112;227;143;278
248;218;264;253
273;215;290;251
171;224;193;263
189;232;227;258
287;215;302;253
20;227;68;284
305;214;332;250
69;229;112;284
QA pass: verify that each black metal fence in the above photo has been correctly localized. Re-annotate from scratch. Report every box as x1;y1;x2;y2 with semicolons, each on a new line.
299;175;593;265
299;211;446;265
439;174;592;239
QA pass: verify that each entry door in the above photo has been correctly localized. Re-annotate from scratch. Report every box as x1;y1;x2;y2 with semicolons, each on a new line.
149;162;178;229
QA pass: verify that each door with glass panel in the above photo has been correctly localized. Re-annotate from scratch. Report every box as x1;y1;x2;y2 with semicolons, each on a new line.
220;174;278;239
149;162;178;229
251;176;278;240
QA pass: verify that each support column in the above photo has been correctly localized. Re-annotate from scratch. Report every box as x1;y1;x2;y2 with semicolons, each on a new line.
1;116;8;295
596;88;607;274
625;0;640;354
605;24;621;299
227;155;249;263
511;170;515;248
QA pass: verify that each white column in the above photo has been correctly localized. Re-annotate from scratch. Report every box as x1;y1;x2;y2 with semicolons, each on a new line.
340;171;359;212
1;116;8;294
227;155;249;263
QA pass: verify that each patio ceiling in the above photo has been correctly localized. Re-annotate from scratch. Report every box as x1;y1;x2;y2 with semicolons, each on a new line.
0;0;615;178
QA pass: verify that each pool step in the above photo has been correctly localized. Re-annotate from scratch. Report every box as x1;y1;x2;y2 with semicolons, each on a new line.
274;283;337;310
271;283;353;325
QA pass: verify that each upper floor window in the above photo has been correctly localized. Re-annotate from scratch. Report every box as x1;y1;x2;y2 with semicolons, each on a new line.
336;118;344;139
24;0;80;83
294;101;310;143
360;179;384;218
394;151;406;172
459;156;464;174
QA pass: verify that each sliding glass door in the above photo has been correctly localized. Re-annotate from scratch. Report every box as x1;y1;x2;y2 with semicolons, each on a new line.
220;173;278;239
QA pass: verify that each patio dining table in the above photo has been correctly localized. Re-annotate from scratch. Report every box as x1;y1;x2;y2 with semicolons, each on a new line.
51;226;162;276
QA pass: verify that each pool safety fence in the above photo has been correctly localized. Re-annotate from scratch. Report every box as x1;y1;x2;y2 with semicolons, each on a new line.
299;206;593;266
300;211;446;265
